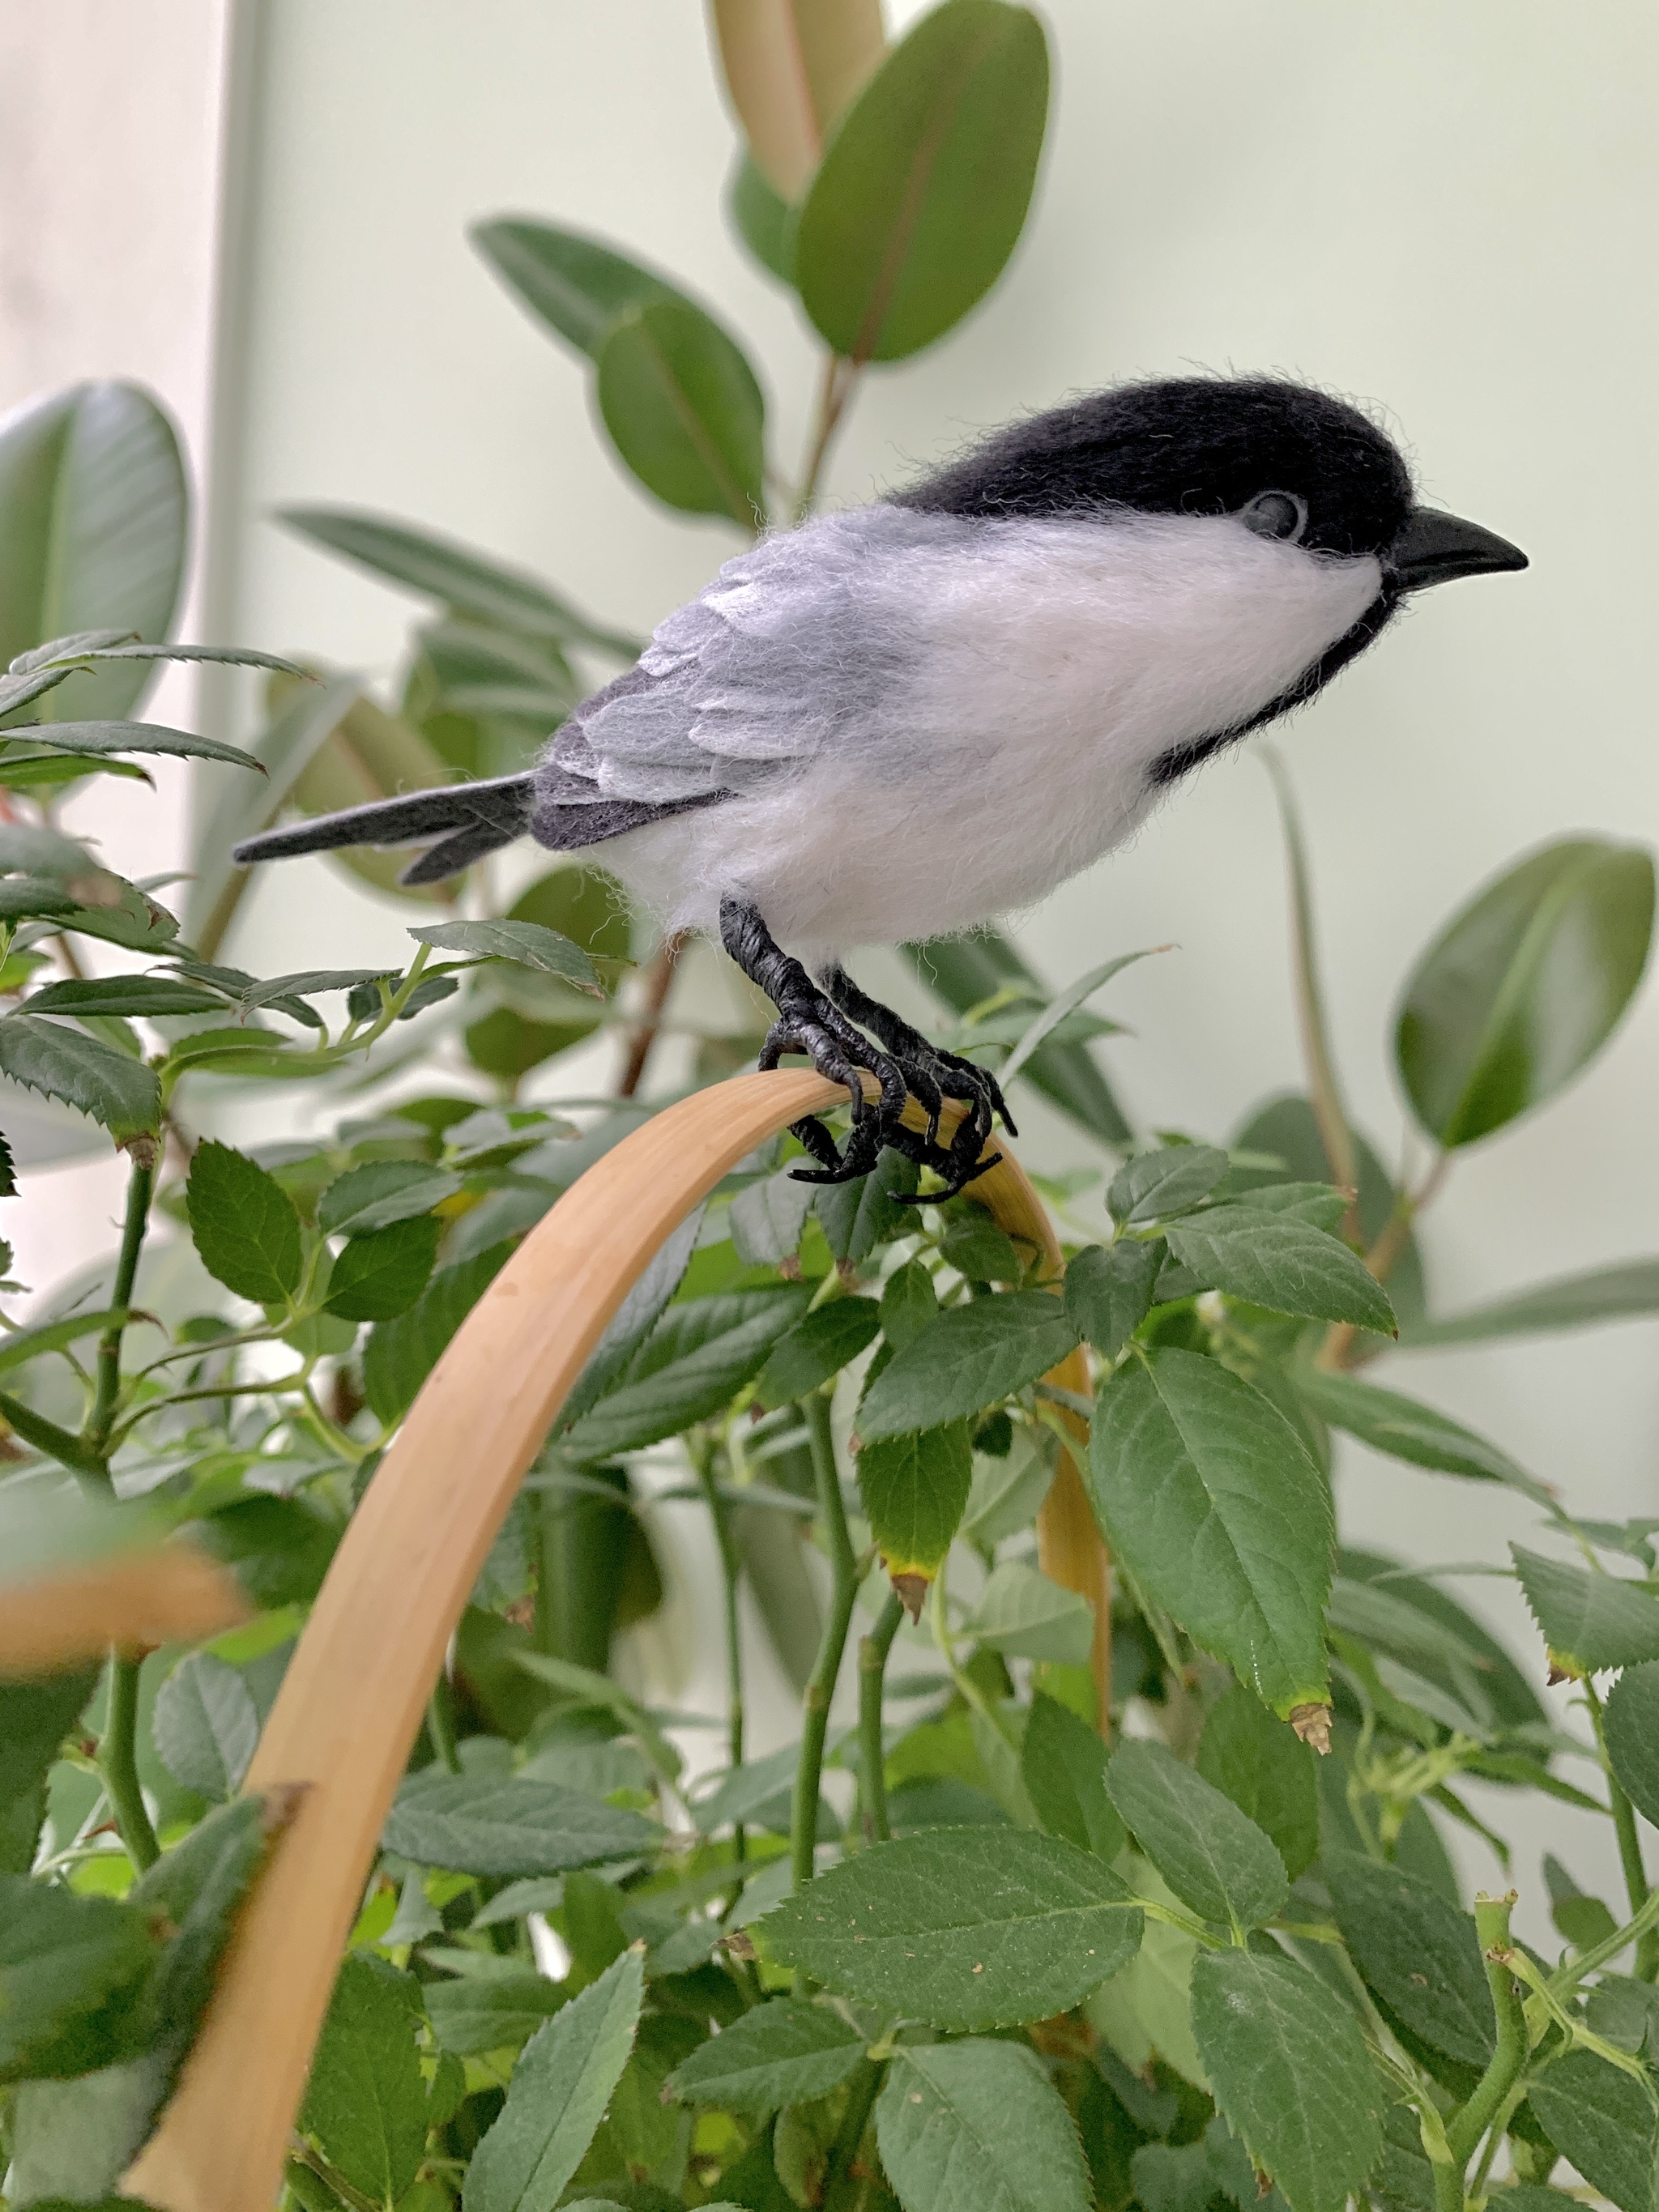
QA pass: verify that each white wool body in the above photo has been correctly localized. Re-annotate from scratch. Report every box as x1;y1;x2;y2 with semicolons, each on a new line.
543;505;1383;954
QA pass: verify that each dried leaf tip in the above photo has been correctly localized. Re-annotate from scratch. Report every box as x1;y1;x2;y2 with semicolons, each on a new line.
1289;1701;1332;1754
890;1570;929;1623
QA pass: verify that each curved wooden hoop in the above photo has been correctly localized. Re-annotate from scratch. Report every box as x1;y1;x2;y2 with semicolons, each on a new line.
129;1068;1102;2212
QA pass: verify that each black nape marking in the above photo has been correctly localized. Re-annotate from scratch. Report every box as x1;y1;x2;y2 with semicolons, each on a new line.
900;376;1414;562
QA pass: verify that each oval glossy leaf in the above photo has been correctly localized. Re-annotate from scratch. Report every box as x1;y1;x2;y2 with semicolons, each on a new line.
186;1140;304;1305
1163;1207;1396;1334
1107;1146;1230;1227
1291;1366;1550;1502
1195;1686;1319;1882
0;1014;160;1145
1323;1853;1493;2068
876;2038;1091;2212
1512;1544;1659;1677
383;1774;658;1877
151;1652;258;1801
471;219;680;358
1106;1741;1287;1932
963;1560;1094;1664
301;1955;427;2208
664;1998;863;2112
463;1948;644;2212
728;154;797;281
1189;1947;1382;2212
755;1827;1142;2030
558;1285;812;1460
0;382;186;727
1397;837;1656;1148
1088;1350;1333;1717
795;0;1048;362
1604;1662;1659;1827
325;1216;443;1322
858;1290;1077;1440
858;1420;973;1581
1021;1691;1124;1860
596;298;767;528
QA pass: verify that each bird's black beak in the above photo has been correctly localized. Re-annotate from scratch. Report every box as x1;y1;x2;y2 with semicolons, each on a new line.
1387;507;1528;591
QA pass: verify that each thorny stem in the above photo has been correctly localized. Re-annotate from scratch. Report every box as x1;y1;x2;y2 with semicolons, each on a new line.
693;1431;747;1863
859;1590;905;1843
792;1390;861;1903
616;931;685;1098
100;1651;160;1871
1584;1677;1657;1979
1445;1893;1528;2167
86;1157;155;1464
795;353;861;521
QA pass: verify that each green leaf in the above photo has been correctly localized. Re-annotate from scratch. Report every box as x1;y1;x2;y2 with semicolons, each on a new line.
462;1947;644;2212
858;1291;1077;1440
857;1421;973;1581
795;0;1048;362
559;1207;705;1431
471;218;680;359
1291;1366;1550;1502
596;300;768;529
0;1875;154;2082
1195;1686;1318;1882
938;1201;1024;1285
409;918;601;993
756;1297;881;1407
0;1014;160;1144
1108;1146;1230;1227
1163;1207;1396;1334
0;381;186;727
1;718;262;770
301;1955;428;2208
53;880;181;956
326;1216;443;1322
728;1169;815;1268
755;1828;1142;2031
129;1792;271;2061
1106;1741;1286;1931
880;1258;940;1351
0;876;76;920
557;1286;811;1460
1000;949;1159;1086
25;976;226;1018
318;1160;463;1235
1604;1662;1659;1826
962;1421;1054;1544
963;1560;1094;1664
363;1240;514;1425
150;1652;258;1801
876;2038;1090;2212
1512;1544;1659;1676
1324;1855;1492;2067
1188;1948;1382;2212
1401;1257;1659;1346
6;2062;168;2204
1527;2049;1658;2212
1064;1241;1164;1361
1021;1691;1124;1859
0;1309;137;1382
0;750;152;791
279;504;639;657
729;155;797;283
817;1148;922;1262
382;1773;658;1877
186;1140;304;1305
0;1667;96;1874
425;1972;565;2057
1230;1181;1351;1232
664;1999;863;2112
1087;1350;1333;1717
1397;837;1656;1148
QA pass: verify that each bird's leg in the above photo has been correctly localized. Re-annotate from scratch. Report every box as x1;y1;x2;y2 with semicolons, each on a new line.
821;964;1014;1197
719;897;943;1188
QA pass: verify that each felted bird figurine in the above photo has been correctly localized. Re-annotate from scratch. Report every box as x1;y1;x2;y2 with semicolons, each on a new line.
235;375;1526;1192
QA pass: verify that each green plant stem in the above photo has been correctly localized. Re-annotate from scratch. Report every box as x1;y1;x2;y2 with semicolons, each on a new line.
427;1677;462;1773
1548;1873;1659;1995
100;1651;159;1871
795;353;860;520
693;1433;746;1862
1585;1677;1657;1977
85;1157;154;1465
1263;750;1357;1208
1445;1893;1528;2169
792;1389;859;1899
823;2056;886;2212
1469;2079;1531;2199
859;1589;904;1844
288;2134;382;2212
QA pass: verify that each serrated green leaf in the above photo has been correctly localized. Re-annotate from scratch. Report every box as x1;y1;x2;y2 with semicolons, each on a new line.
1527;2049;1658;2212
317;1160;463;1236
858;1291;1077;1441
1108;1147;1230;1227
559;1208;705;1430
363;1240;514;1425
1106;1741;1286;1931
382;1773;658;1877
326;1216;442;1322
0;1876;155;2082
0;876;76;920
1195;1686;1318;1882
462;1948;644;2212
1512;1545;1659;1676
425;1971;566;2057
0;1667;97;1874
664;1999;863;2112
963;1560;1094;1664
728;1169;814;1268
1189;1947;1382;2212
0;1014;160;1144
2;718;262;770
857;1421;973;1582
1324;1854;1492;2067
937;1200;1024;1285
409;917;600;993
755;1828;1142;2030
879;1258;938;1350
559;1286;810;1460
876;2037;1090;2212
301;1955;427;2207
1021;1691;1124;1859
596;299;767;529
25;976;226;1018
1087;1350;1332;1717
756;1296;881;1408
1164;1207;1395;1333
1292;1366;1550;1502
1604;1662;1659;1826
1397;837;1655;1149
815;1147;920;1262
150;1651;258;1801
795;0;1048;362
1064;1241;1163;1359
185;1140;303;1304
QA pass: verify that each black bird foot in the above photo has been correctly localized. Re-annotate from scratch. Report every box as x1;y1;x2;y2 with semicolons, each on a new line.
719;896;1013;1198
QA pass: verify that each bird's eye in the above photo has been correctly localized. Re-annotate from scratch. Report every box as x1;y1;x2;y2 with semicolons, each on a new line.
1239;490;1308;543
